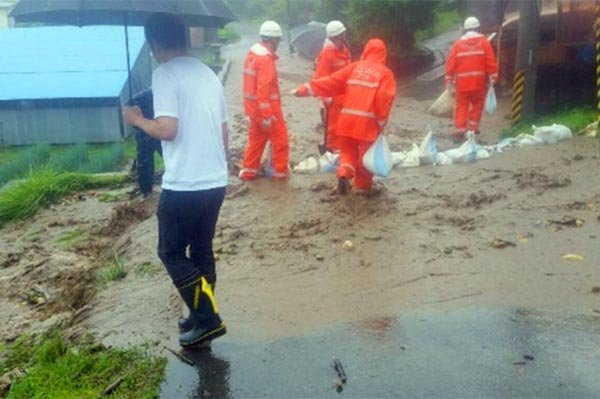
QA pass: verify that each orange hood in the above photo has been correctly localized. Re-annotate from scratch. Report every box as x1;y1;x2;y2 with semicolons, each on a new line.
360;39;387;65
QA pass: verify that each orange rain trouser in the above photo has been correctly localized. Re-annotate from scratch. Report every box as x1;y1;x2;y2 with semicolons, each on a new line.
337;136;374;191
325;100;343;152
240;117;289;179
455;89;486;132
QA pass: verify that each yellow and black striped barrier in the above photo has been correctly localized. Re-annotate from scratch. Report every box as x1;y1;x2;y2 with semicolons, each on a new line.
511;69;525;125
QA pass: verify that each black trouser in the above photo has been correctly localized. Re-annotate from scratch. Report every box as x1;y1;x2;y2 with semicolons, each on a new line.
135;130;162;195
157;187;226;286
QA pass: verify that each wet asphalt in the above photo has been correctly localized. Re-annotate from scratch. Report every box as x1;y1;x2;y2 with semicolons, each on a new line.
159;307;600;398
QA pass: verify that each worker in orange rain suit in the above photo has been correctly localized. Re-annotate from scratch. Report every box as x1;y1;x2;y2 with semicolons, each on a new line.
313;20;351;152
445;16;498;142
239;20;289;181
294;39;396;195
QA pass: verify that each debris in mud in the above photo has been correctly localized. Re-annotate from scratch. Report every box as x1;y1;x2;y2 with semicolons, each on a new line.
514;170;571;193
333;358;347;383
562;254;584;261
490;238;516;249
547;216;584;230
316;255;324;261
591;287;600;294
463;191;506;208
98;200;153;237
523;355;535;361
1;252;20;268
226;184;249;199
342;240;354;250
433;214;478;231
310;181;330;192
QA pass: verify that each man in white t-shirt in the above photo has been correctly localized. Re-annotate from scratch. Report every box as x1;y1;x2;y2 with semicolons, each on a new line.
123;12;228;348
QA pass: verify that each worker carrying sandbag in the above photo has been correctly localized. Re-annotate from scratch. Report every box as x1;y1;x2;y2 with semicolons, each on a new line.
445;16;498;142
293;39;397;196
239;21;290;181
313;20;351;153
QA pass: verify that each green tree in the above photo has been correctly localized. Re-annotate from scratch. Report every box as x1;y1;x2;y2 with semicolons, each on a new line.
342;0;441;56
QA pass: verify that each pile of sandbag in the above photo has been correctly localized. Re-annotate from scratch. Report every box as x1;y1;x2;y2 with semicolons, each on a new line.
292;123;574;175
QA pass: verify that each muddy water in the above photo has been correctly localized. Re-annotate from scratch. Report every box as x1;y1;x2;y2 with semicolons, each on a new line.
160;307;600;398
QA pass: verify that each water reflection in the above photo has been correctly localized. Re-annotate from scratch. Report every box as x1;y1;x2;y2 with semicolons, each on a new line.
181;348;231;399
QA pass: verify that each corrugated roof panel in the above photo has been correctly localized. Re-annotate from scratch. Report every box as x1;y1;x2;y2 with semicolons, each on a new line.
0;26;145;100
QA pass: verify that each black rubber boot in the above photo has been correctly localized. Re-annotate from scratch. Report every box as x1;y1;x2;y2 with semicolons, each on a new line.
178;282;216;333
176;276;226;347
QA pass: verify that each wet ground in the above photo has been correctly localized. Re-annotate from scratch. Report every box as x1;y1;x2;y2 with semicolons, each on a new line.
160;307;600;399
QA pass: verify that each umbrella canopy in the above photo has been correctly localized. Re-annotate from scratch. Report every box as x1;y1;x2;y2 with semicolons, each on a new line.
10;0;236;28
290;21;326;61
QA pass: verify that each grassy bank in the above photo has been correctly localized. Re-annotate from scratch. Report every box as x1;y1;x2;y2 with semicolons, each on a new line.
501;107;595;138
0;170;128;227
1;328;165;398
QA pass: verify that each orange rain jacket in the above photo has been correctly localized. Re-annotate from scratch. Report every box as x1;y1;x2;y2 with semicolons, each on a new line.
444;32;498;92
297;39;396;142
243;43;282;123
314;39;351;91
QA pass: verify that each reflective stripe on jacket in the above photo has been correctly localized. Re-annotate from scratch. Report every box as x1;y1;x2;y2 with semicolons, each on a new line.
303;39;396;141
445;32;498;92
243;43;282;121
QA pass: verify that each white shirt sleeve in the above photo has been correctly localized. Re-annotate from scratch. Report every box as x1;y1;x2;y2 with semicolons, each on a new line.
152;66;179;119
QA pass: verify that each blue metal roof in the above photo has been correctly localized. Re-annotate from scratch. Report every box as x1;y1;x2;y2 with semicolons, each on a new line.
0;26;145;101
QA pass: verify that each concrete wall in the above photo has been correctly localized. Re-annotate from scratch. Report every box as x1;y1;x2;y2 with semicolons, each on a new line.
0;104;123;146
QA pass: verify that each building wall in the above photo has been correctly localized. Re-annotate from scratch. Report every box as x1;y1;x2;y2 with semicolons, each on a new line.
0;105;122;146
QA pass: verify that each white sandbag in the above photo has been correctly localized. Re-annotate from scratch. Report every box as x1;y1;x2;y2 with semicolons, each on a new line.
476;148;491;160
443;132;478;163
495;137;515;152
293;156;319;174
318;151;339;173
428;88;454;117
532;124;572;144
484;86;497;115
390;151;406;166
435;152;453;165
513;133;544;147
401;144;421;168
363;134;394;177
418;128;438;165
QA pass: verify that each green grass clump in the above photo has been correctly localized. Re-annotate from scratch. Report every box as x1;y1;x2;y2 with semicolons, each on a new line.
0;170;127;227
80;144;125;174
55;228;85;248
2;328;166;399
502;107;595;138
0;144;51;186
48;144;89;172
97;257;128;287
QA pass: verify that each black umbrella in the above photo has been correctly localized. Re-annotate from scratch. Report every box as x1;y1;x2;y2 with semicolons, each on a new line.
290;21;326;61
10;0;236;98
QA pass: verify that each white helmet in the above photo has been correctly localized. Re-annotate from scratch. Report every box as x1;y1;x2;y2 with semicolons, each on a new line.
326;20;346;38
463;16;480;30
259;20;283;38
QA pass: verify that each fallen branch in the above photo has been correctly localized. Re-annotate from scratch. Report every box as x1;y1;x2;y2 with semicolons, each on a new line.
163;346;194;366
101;376;124;396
